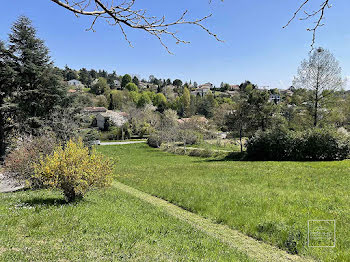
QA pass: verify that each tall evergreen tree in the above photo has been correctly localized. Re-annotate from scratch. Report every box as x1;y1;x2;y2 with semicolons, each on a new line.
8;16;66;134
0;41;17;158
79;67;91;86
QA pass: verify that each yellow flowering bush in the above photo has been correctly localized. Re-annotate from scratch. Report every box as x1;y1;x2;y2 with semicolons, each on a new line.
34;139;113;202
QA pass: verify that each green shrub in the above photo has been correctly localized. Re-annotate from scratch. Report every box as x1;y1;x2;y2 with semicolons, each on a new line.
147;132;162;148
246;128;350;161
34;139;113;202
125;82;138;92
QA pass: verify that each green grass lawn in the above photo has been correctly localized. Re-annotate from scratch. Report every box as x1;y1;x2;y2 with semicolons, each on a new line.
0;188;249;261
187;139;243;152
98;143;350;261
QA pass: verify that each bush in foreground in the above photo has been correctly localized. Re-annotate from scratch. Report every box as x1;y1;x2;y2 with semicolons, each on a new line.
4;134;58;188
246;128;350;161
34;139;113;202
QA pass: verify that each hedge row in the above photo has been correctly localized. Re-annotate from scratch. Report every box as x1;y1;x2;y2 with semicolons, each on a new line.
246;128;350;161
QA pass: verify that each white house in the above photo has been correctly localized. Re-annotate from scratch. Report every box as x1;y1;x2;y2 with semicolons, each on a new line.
114;79;121;89
68;79;83;87
96;111;128;130
191;83;213;97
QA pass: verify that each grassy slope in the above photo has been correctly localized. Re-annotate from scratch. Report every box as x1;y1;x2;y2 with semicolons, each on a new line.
114;181;312;262
0;188;249;261
187;140;243;152
98;143;350;261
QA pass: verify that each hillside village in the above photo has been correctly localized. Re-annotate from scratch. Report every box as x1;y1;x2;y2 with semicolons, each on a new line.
56;64;350;147
68;76;294;103
2;3;350;262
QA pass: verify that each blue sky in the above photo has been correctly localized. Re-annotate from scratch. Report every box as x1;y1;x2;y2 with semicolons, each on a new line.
1;0;350;88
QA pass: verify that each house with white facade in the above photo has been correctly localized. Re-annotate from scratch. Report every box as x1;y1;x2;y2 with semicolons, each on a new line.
96;111;128;130
191;83;213;97
68;79;83;87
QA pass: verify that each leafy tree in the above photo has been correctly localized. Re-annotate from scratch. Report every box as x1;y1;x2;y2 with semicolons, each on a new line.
149;75;155;83
98;69;108;78
222;83;230;91
198;91;217;118
213;103;234;132
173;79;183;88
89;69;98;79
154;93;167;112
64;65;78;81
293;48;343;126
95;95;108;108
109;90;124;110
125;82;138;92
137;93;152;108
132;76;140;86
166;78;172;86
227;99;252;152
247;89;277;131
128;91;140;104
91;77;110;95
107;71;118;88
121;74;132;88
239;80;256;91
79;67;91;86
181;87;191;117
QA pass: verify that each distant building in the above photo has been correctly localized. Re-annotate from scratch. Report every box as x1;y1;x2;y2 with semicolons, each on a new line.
269;94;281;104
68;79;83;87
199;83;213;89
229;85;240;91
96;111;128;130
191;83;213;97
114;79;121;89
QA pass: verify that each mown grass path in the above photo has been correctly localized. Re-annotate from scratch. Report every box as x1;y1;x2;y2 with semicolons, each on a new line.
113;181;314;262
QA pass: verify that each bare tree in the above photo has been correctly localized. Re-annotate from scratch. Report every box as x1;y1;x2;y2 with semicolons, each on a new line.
284;0;332;49
49;0;337;52
49;0;222;53
293;47;343;127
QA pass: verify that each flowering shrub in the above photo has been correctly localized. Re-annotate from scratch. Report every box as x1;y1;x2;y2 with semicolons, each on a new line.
34;139;113;202
4;134;58;188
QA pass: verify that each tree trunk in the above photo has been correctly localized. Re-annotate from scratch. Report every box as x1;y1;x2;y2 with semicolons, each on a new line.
314;98;318;127
314;88;319;127
239;127;243;153
314;68;320;127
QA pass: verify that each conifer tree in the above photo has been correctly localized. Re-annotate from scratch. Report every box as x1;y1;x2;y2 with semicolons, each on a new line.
8;16;66;133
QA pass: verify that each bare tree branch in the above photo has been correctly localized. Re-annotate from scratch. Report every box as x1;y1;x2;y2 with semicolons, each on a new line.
50;0;223;54
284;0;332;50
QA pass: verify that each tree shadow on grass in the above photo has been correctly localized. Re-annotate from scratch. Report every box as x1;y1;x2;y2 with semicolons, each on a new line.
24;197;69;206
193;152;247;163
